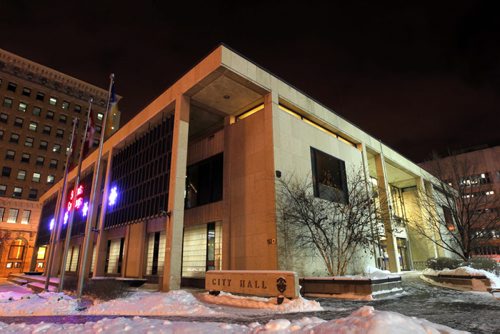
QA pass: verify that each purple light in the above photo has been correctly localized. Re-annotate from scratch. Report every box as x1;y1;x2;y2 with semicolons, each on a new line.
82;201;89;217
109;186;118;206
63;211;69;225
49;218;55;230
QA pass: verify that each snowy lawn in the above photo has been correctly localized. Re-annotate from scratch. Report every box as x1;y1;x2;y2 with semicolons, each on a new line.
0;287;470;333
0;306;469;333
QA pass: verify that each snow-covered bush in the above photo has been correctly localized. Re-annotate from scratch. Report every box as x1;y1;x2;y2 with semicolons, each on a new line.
426;257;461;270
465;257;499;274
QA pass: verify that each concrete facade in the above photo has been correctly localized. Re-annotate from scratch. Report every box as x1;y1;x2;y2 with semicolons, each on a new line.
35;46;450;289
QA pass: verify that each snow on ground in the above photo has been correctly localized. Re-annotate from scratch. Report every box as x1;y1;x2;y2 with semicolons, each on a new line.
0;306;468;333
198;291;323;312
423;266;500;288
0;292;80;316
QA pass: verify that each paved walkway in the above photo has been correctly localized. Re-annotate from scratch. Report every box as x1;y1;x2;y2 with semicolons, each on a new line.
0;278;32;295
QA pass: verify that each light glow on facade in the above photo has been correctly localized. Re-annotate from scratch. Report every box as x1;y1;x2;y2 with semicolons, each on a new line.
109;186;118;206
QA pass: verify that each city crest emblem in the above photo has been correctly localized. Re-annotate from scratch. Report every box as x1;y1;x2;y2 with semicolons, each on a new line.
276;277;287;293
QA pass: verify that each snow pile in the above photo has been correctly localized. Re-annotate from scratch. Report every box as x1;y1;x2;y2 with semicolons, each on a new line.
364;266;401;279
0;291;30;302
0;292;79;316
311;306;468;334
199;291;323;313
0;306;468;333
87;290;223;316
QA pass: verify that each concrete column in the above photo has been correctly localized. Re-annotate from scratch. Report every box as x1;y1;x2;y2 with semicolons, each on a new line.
374;153;401;272
162;95;190;291
92;151;114;277
417;178;439;257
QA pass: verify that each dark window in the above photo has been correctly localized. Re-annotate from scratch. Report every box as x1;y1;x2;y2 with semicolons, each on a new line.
36;92;45;101
5;150;15;160
46;111;54;120
7;82;17;92
36;156;44;166
2;167;12;177
49;159;58;169
185;153;223;209
28;188;38;200
0;113;8;123
3;97;13;108
311;147;348;203
10;133;19;144
0;129;3;140
32;107;42;116
14;117;23;127
59;114;67;124
0;185;6;196
74;105;81;113
43;125;51;135
21;153;30;163
39;140;48;150
22;87;31;97
56;128;64;138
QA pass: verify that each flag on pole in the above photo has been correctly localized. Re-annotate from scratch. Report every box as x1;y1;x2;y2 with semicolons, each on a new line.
83;107;95;158
107;82;119;135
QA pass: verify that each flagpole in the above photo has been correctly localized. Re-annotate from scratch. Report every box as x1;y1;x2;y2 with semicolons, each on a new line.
76;74;115;302
44;118;78;291
58;98;94;293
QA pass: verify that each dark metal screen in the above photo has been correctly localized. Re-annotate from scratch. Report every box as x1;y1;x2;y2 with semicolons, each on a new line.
105;116;174;229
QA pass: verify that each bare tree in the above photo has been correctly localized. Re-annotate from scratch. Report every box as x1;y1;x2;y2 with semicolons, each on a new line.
417;154;500;261
277;169;378;276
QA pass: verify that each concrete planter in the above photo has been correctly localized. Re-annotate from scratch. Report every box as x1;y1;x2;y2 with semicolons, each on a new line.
423;274;491;292
299;276;402;299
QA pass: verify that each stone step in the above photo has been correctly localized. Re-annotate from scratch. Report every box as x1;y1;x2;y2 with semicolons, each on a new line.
7;277;28;285
27;282;57;293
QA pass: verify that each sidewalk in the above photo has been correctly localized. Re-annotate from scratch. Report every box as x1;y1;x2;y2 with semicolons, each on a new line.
0;278;32;296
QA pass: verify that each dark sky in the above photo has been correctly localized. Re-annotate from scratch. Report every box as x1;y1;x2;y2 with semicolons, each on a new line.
1;1;499;162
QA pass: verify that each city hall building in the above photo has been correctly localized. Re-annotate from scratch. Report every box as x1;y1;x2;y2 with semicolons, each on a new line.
35;45;451;290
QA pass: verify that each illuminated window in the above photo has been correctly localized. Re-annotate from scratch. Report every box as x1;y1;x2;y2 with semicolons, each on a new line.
29;122;38;131
236;104;264;121
37;246;47;260
97;113;104;121
32;172;41;183
62;101;70;110
311;147;348;203
0;185;6;196
52;144;61;153
8;239;25;260
47;175;55;184
25;137;34;147
49;97;57;106
7;209;19;223
17;170;26;180
13;187;23;198
21;210;31;224
18;102;27;112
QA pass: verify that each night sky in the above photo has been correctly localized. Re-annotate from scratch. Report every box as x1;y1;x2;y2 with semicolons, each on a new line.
1;1;499;162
